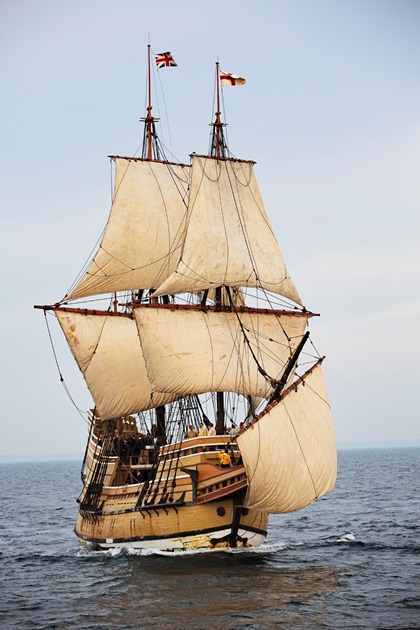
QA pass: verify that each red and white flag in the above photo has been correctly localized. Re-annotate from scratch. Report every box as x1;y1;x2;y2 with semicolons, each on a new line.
220;70;246;87
154;52;177;69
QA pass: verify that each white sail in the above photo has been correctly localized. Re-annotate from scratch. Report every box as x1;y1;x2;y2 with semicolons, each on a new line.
154;155;302;304
65;158;190;301
134;307;308;398
236;361;336;513
55;310;178;420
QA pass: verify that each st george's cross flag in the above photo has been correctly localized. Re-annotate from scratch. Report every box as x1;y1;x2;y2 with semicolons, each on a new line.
154;52;177;69
220;70;246;86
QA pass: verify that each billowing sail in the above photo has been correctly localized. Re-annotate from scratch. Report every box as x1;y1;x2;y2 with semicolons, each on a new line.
236;361;336;513
154;155;302;304
65;158;190;301
55;309;178;420
134;306;308;398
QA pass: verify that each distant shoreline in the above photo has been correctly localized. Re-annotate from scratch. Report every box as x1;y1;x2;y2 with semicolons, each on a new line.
337;440;420;450
1;441;419;463
0;454;83;464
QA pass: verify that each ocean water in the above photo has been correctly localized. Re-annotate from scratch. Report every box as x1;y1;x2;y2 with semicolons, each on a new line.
0;448;419;629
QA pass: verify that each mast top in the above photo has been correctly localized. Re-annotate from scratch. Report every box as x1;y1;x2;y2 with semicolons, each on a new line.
140;44;161;161
210;61;228;158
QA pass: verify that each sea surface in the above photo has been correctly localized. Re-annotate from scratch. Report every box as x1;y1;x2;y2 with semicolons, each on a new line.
0;448;419;629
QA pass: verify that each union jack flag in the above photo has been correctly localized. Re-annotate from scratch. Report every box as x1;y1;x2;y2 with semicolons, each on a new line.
154;52;177;69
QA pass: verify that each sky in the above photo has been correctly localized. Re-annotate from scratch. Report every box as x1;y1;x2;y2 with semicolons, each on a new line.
1;0;419;459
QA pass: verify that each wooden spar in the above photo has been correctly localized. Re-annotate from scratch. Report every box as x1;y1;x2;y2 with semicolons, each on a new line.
33;305;134;317
269;330;310;402
128;303;318;318
108;155;190;168
189;153;255;165
34;303;317;318
236;356;326;438
34;303;316;318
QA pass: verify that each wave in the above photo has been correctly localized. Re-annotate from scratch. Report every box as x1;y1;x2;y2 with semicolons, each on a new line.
336;532;355;542
74;539;289;558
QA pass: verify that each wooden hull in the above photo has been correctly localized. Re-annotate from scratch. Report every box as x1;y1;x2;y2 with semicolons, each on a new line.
76;419;268;551
75;500;268;551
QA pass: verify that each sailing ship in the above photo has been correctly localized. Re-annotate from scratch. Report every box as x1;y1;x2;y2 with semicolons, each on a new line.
35;47;336;551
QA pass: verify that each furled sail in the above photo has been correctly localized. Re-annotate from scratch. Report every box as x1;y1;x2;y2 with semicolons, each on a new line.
65;158;190;301
55;309;178;420
236;360;336;513
134;306;308;399
154;155;302;305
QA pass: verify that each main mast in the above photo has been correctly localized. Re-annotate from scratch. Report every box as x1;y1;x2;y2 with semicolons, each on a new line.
141;44;165;443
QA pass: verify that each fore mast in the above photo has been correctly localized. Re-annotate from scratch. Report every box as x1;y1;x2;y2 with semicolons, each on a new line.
210;62;228;435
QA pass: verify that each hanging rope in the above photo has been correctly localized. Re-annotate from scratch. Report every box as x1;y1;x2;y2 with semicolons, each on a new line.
43;310;88;423
224;288;275;387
